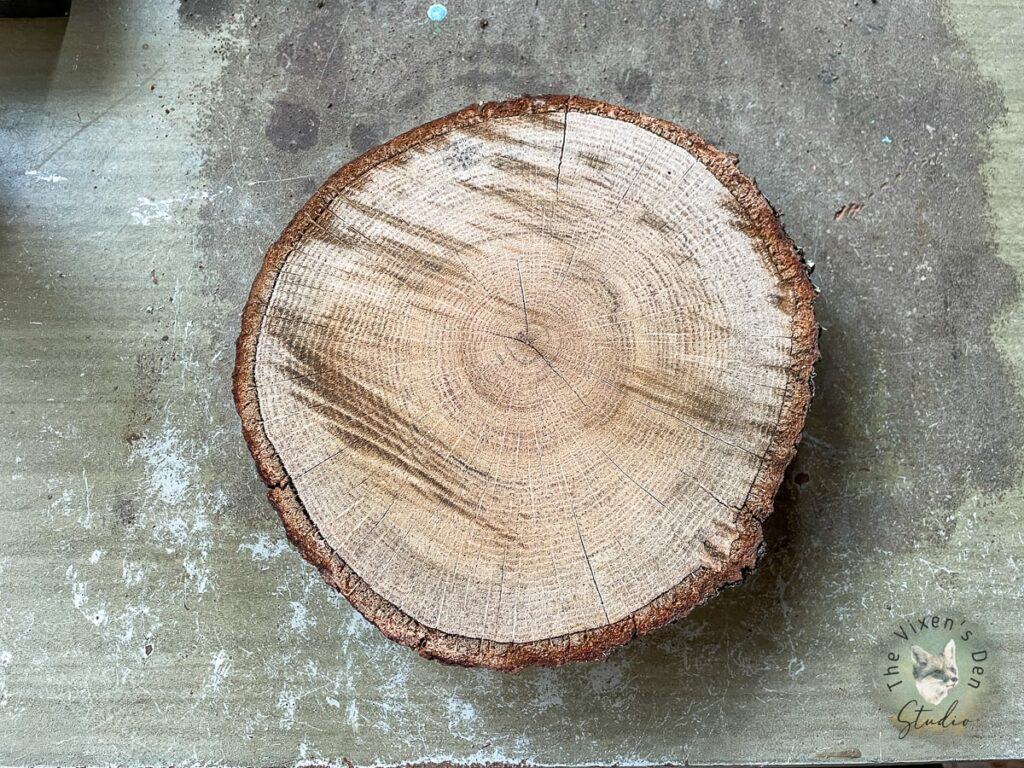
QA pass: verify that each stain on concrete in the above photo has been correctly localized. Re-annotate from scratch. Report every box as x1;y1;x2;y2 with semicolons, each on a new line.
178;0;1023;757
113;498;138;529
265;101;320;153
616;68;653;103
349;120;388;154
177;0;230;32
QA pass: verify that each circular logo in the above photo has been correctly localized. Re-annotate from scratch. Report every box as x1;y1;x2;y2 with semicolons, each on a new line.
877;614;990;739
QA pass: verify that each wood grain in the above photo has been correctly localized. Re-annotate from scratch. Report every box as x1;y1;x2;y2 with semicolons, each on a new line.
234;96;818;671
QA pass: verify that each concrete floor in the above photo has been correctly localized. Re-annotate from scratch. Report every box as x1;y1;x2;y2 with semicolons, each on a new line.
1;0;1022;764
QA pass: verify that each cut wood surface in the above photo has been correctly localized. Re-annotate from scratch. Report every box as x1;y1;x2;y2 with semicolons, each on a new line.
234;96;817;671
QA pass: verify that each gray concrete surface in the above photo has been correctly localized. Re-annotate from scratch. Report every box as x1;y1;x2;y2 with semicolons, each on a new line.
1;0;1022;764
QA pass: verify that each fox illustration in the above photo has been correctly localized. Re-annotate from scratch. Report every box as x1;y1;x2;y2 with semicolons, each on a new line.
911;639;959;705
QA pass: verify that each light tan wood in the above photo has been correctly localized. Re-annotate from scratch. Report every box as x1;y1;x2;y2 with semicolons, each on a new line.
236;96;817;670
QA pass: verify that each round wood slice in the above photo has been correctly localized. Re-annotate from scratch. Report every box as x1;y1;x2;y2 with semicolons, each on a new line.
234;96;817;672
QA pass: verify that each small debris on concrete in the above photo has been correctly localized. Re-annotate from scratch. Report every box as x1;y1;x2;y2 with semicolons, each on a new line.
815;747;863;760
834;202;864;220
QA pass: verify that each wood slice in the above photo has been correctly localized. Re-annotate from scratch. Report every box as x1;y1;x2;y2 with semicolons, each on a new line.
234;96;817;672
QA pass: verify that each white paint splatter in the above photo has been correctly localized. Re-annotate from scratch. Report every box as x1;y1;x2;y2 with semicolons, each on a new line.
121;560;146;588
68;567;88;609
587;662;625;693
276;689;298;730
0;649;11;709
184;551;212;594
238;533;289;566
135;424;195;505
65;565;109;626
289;601;315;632
131;421;226;600
346;698;359;730
156;513;208;546
446;696;479;740
78;469;93;529
130;196;176;225
129;187;231;225
25;169;68;183
531;669;564;710
202;649;232;696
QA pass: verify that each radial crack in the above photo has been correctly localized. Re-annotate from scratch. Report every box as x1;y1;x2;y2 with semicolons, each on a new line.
555;104;568;195
516;259;530;337
571;506;609;623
